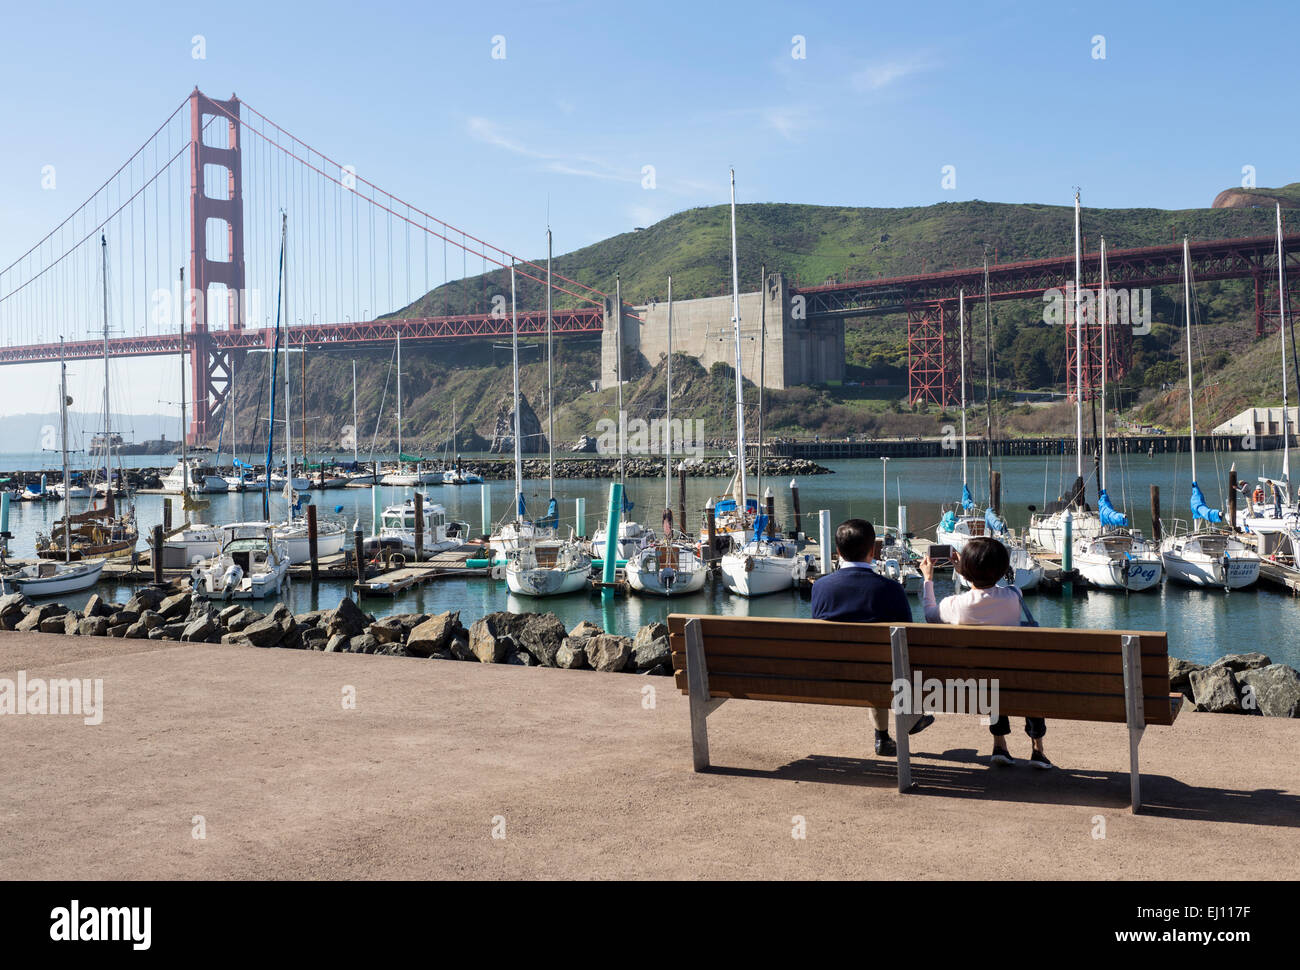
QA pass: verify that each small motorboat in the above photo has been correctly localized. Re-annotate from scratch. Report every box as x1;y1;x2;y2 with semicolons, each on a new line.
1;557;106;598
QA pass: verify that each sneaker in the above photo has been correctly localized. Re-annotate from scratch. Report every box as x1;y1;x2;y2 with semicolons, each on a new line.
875;734;898;757
989;747;1014;767
1028;750;1055;770
908;714;935;736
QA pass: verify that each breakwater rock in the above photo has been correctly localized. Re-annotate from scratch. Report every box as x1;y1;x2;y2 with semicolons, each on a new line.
459;456;831;480
1170;653;1300;717
0;589;675;676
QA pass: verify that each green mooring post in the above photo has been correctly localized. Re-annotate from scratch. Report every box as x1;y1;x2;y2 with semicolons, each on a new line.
603;482;623;586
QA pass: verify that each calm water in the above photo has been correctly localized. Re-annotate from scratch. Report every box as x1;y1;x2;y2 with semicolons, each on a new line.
3;449;1296;668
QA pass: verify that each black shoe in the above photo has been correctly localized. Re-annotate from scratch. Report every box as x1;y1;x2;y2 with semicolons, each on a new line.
990;747;1014;767
909;714;935;735
875;734;897;757
1028;750;1055;770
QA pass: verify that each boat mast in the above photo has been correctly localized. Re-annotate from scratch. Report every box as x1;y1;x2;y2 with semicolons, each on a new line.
1073;190;1083;488
983;253;994;501
729;169;748;508
264;212;286;522
180;267;188;492
510;261;523;521
1278;204;1291;488
352;360;358;465
59;339;70;563
665;275;673;512
1183;237;1197;486
959;289;968;489
615;274;624;490
284;218;293;493
1099;238;1107;493
757;263;766;508
547;228;554;498
396;331;403;468
101;234;111;502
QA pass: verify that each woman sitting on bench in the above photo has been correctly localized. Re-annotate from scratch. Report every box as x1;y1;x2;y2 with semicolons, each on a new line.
919;538;1054;770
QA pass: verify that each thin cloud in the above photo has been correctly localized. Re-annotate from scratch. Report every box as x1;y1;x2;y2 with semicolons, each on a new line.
467;116;638;183
851;53;935;92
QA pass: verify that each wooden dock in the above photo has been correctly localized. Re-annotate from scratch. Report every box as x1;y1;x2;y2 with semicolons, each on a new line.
351;545;492;597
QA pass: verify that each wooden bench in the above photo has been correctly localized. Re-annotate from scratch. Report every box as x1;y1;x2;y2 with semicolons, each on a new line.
666;615;1183;812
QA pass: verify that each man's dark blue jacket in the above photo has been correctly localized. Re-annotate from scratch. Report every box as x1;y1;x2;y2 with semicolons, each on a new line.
810;564;913;623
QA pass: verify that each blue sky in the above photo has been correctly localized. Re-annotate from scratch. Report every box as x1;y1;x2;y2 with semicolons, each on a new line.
0;0;1296;420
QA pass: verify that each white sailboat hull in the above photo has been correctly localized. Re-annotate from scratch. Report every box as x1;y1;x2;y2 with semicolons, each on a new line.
1076;552;1162;591
720;551;798;597
505;563;589;596
625;546;709;597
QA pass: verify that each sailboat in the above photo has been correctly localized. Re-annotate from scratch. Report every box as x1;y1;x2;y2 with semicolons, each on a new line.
936;290;987;552
35;234;138;561
719;178;808;598
1159;237;1260;589
1240;204;1300;535
441;400;483;484
503;260;592;596
626;276;708;596
590;274;651;559
1029;191;1103;553
2;340;106;597
1072;237;1163;592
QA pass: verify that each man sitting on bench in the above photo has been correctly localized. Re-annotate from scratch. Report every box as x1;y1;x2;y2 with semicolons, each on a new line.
810;518;934;756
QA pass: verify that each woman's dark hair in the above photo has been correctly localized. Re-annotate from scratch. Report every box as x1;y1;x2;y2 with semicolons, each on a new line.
956;537;1010;589
835;518;876;562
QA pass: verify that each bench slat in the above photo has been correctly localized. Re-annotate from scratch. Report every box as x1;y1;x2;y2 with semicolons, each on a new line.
667;616;1169;657
668;636;1167;677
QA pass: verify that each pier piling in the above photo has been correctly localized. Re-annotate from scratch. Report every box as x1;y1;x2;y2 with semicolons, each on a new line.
480;483;491;539
353;529;365;589
162;499;172;533
307;503;319;582
789;479;801;538
1228;466;1238;531
1150;485;1162;543
764;487;775;538
151;525;164;585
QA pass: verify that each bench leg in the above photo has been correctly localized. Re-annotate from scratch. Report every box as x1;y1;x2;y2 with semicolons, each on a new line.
894;711;920;792
1121;635;1147;814
684;619;721;772
1129;726;1145;814
890;626;918;792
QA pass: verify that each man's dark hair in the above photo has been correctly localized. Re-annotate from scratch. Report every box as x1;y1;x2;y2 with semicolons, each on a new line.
956;536;1010;589
835;518;876;562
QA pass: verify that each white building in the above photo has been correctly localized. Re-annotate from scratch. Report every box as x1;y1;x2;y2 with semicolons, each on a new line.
1212;407;1300;436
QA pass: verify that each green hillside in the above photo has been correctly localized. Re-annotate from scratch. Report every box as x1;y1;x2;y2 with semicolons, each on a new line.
216;188;1299;452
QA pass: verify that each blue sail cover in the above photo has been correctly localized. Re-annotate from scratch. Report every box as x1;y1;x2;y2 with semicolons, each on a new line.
752;514;770;540
961;484;975;512
538;497;559;528
517;493;527;519
1098;488;1129;528
1190;482;1222;523
940;509;957;533
233;458;254;470
984;508;1007;534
